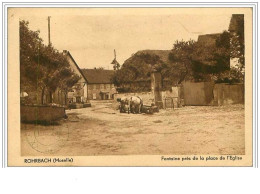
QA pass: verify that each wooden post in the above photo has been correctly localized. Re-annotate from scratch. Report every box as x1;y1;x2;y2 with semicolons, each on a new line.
48;16;51;46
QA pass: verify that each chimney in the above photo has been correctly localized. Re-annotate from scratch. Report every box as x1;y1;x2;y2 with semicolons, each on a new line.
62;50;68;56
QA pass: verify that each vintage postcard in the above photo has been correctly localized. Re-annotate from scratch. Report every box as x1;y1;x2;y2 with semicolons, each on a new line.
7;7;253;166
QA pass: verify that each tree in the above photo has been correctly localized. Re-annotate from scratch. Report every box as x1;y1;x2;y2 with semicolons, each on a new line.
168;32;234;83
53;67;81;104
111;52;166;91
167;39;197;83
20;20;80;104
192;31;231;81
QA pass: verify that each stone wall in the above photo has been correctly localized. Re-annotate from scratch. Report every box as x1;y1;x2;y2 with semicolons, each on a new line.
213;83;244;105
183;82;214;106
21;105;66;122
183;82;244;106
114;82;244;107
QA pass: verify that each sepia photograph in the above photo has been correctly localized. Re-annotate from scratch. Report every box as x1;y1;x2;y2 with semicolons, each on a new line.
6;7;253;166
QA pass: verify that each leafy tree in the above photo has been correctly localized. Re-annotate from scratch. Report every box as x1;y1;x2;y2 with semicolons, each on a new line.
53;68;81;104
111;52;166;92
191;31;231;81
112;22;244;89
167;39;197;83
20;20;80;104
20;21;43;88
168;32;236;83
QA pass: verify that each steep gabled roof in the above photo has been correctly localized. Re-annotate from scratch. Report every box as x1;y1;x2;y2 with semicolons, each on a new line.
81;69;115;84
63;50;88;82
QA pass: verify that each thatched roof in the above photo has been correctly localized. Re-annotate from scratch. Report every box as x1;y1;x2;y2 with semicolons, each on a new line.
197;33;221;47
125;50;171;64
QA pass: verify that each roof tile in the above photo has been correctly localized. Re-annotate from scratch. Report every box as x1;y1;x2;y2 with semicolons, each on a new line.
81;69;114;84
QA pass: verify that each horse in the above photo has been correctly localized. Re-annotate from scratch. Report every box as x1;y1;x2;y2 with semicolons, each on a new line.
117;97;130;114
129;96;143;114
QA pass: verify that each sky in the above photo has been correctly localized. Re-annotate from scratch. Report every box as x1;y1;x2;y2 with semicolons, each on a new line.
20;9;232;70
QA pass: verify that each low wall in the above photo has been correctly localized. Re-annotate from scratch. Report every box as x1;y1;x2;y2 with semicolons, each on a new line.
183;82;214;106
21;105;66;122
213;84;244;105
68;103;91;109
115;83;244;107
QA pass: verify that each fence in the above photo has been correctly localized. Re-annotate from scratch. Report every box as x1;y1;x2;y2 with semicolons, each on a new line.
161;87;181;108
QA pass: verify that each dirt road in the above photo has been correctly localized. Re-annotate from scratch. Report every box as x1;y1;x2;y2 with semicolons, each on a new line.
21;101;245;156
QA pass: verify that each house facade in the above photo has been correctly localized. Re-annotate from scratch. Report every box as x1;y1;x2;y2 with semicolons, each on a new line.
60;50;88;104
81;69;116;100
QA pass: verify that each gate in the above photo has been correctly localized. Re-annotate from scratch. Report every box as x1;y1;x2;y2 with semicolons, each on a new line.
164;97;174;109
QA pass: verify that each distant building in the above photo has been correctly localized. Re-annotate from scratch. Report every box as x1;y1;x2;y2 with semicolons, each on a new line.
81;69;116;100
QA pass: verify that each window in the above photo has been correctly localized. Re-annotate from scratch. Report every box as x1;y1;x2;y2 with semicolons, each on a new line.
106;84;110;89
93;84;96;90
100;84;104;89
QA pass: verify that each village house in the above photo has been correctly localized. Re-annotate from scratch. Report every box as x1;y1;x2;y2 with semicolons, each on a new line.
60;50;88;104
81;69;116;100
49;51;118;104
